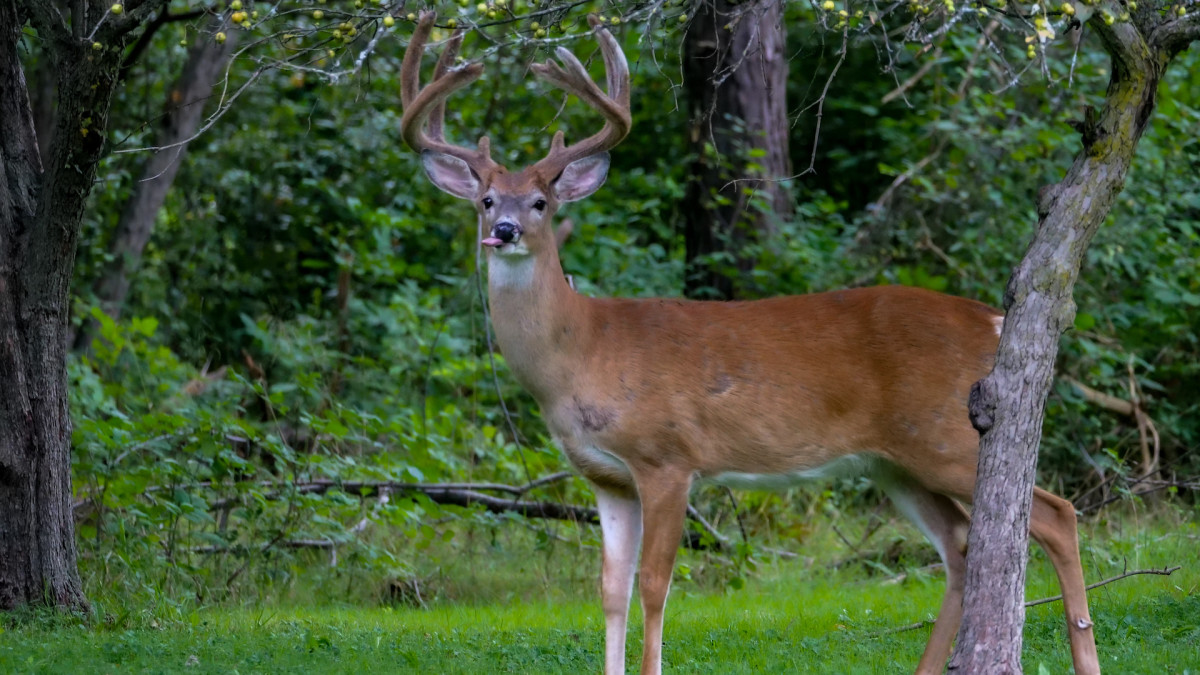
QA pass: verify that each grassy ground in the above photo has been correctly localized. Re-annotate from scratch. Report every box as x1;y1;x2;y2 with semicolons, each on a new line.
2;507;1197;674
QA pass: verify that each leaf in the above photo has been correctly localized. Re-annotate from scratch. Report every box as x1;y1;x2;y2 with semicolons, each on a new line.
1074;312;1097;331
132;316;159;337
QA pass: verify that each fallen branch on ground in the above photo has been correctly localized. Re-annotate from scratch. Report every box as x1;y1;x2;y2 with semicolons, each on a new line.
73;471;576;513
872;565;1182;636
115;473;761;553
190;538;338;554
80;467;816;556
1080;480;1199;514
1024;565;1181;608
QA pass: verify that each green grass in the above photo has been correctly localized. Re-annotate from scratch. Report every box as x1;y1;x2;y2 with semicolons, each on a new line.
3;509;1197;674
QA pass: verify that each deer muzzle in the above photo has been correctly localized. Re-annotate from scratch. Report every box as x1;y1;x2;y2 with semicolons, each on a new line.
484;221;522;247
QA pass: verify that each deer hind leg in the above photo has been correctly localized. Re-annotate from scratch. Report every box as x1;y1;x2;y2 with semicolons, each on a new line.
595;486;643;675
878;477;971;675
1030;488;1100;675
633;466;692;675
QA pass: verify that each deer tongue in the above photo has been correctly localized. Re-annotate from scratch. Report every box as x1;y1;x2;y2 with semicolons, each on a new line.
481;237;504;247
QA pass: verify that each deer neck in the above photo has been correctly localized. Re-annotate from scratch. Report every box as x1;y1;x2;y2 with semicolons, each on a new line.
486;244;588;403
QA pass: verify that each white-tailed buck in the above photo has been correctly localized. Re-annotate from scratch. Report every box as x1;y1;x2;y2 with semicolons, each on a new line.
400;13;1099;675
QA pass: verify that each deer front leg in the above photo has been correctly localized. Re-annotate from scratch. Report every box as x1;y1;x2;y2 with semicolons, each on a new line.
595;486;643;675
634;467;692;675
880;480;970;675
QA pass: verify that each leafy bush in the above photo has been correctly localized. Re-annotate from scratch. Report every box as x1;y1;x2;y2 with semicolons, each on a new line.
65;12;1198;613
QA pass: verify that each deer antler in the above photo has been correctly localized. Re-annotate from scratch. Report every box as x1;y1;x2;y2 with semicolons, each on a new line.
530;15;632;182
400;12;499;177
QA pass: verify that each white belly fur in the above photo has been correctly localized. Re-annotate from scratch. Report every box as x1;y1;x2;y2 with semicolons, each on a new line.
568;443;634;480
563;440;876;492
705;453;876;491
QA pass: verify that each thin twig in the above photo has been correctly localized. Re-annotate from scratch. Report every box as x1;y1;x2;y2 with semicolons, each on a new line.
1082;481;1199;514
875;619;934;635
880;46;942;104
688;504;732;549
798;23;849;177
1025;565;1181;608
873;565;1182;636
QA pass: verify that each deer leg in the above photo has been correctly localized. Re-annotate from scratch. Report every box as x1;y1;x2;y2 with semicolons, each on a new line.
1030;488;1100;675
880;479;971;675
595;486;643;675
634;467;692;675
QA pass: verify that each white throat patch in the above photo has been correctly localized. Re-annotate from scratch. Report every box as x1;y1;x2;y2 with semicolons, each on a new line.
488;254;535;289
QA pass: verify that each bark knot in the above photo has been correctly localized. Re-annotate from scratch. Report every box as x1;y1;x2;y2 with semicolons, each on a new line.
1067;105;1103;150
968;378;997;435
1036;183;1060;218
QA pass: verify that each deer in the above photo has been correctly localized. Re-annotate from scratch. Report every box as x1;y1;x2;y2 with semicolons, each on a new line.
399;13;1100;675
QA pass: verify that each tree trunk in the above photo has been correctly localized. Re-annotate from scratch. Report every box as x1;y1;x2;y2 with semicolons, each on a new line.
0;3;127;612
682;0;790;299
29;50;55;168
949;23;1169;673
74;20;237;350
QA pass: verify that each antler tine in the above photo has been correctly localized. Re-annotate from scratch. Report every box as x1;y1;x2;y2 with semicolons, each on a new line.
400;13;497;174
530;16;632;181
399;12;437;110
593;15;630;111
427;28;465;144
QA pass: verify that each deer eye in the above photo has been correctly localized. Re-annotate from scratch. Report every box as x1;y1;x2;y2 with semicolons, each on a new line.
482;197;494;209
533;199;547;212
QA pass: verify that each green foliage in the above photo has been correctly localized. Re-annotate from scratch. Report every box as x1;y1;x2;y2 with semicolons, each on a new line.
775;26;1200;485
69;301;581;614
67;6;705;612
51;0;1200;617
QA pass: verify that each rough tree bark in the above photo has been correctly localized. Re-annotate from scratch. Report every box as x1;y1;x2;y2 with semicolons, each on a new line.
682;0;790;299
29;52;55;167
949;5;1198;671
74;18;238;351
0;0;171;612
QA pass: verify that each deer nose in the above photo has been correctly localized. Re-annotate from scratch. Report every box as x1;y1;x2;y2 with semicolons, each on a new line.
493;221;520;243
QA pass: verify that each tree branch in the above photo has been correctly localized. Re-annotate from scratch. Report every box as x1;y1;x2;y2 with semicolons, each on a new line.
15;0;67;40
1080;478;1198;513
798;22;848;178
102;0;173;40
1088;2;1155;75
1062;376;1134;416
415;488;600;522
71;0;82;40
73;472;578;513
878;566;1181;635
120;7;207;80
1024;565;1181;608
189;538;338;554
880;46;942;105
1062;373;1160;474
1149;11;1200;59
75;472;752;552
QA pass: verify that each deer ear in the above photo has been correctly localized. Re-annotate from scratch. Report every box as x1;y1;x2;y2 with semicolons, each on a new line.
422;151;481;199
553;153;610;202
